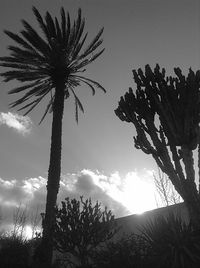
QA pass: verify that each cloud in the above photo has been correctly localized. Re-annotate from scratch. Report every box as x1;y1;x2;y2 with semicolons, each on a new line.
0;112;32;135
76;169;157;215
0;169;157;236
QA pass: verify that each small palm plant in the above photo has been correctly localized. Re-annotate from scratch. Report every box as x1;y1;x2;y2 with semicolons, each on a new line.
140;213;200;268
0;7;106;267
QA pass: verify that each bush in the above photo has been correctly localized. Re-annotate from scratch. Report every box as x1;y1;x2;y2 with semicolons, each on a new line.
92;233;150;268
140;213;200;268
0;234;30;268
93;213;200;268
54;196;118;267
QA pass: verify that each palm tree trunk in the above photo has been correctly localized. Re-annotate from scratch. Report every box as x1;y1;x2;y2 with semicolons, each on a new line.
34;82;65;268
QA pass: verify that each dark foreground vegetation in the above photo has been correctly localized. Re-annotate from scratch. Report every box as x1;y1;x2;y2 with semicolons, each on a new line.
1;3;200;268
1;199;200;268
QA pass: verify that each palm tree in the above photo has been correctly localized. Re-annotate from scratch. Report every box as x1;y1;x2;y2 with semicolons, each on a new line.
0;7;106;267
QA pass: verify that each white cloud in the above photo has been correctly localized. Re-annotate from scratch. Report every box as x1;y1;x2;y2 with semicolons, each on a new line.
0;169;157;235
77;169;157;214
0;112;32;135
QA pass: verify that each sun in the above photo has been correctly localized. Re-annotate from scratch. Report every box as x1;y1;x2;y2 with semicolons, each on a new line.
108;171;157;214
122;172;157;214
24;225;33;240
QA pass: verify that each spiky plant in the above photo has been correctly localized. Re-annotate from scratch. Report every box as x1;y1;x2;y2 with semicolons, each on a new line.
0;7;105;267
54;196;118;267
140;213;200;268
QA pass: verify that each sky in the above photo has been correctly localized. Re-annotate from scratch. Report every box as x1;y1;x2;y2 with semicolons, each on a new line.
0;0;199;236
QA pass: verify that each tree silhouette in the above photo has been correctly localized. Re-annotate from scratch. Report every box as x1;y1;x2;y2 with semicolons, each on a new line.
54;196;118;267
0;7;105;267
115;64;200;228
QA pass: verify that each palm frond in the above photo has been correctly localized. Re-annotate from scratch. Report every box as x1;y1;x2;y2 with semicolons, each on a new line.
75;77;96;95
81;27;104;58
21;20;50;55
16;88;51;116
10;84;48;106
11;97;41;113
73;9;84;46
45;11;57;40
75;9;82;33
63;12;71;46
86;48;105;65
21;96;45;116
32;6;50;41
66;77;80;89
71;20;85;60
55;18;62;43
0;62;38;70
75;75;106;93
60;7;66;40
39;96;54;124
67;22;76;53
0;56;42;66
8;81;41;94
1;71;42;82
71;33;88;61
70;59;89;72
1;70;47;82
8;45;45;62
4;30;34;51
70;87;84;122
80;39;104;60
70;47;104;73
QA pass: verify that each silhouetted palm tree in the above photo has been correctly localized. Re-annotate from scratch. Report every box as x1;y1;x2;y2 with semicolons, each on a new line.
0;7;105;267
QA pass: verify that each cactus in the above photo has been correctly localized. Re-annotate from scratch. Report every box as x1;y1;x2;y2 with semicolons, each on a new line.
115;65;200;228
53;196;119;267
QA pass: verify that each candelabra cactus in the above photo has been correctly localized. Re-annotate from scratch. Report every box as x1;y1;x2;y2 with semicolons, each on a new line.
115;64;200;228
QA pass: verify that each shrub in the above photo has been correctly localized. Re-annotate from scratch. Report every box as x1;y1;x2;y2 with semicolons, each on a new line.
140;213;200;268
0;234;30;268
92;233;150;268
53;196;119;267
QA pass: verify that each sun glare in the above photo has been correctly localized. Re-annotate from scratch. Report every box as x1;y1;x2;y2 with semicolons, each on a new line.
122;172;156;214
108;172;157;214
24;225;33;240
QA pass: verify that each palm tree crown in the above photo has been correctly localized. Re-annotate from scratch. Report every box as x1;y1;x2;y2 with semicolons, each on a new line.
0;6;106;122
